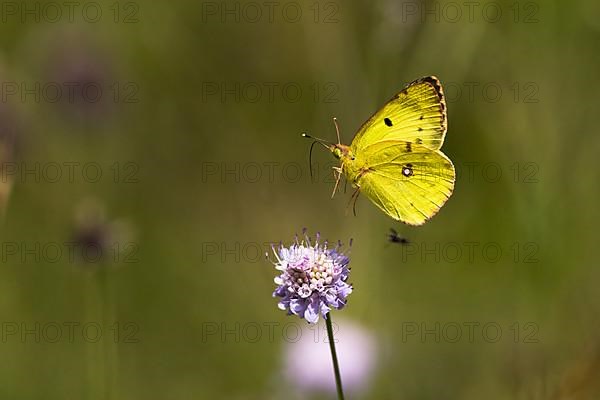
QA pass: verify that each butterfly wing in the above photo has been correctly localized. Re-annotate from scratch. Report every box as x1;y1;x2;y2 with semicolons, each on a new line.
353;140;455;226
350;76;447;152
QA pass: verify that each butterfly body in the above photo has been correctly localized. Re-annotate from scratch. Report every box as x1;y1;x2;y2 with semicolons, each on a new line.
327;76;456;226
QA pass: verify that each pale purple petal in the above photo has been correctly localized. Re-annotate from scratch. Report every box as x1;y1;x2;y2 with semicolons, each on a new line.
290;298;307;316
304;296;320;323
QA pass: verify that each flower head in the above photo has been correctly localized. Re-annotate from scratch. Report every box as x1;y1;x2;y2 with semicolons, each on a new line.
71;198;134;268
269;231;353;324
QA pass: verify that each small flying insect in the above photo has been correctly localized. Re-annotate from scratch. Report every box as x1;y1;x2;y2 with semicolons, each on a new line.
387;228;409;245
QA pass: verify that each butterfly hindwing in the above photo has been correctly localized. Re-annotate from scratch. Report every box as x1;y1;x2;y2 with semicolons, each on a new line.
353;140;455;226
350;76;447;152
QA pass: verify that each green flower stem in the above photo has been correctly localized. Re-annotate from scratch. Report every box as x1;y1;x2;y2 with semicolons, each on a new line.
85;268;118;400
84;274;101;399
325;313;345;400
98;269;116;400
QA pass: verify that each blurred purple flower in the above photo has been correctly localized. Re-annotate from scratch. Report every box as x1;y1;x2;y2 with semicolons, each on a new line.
49;40;114;123
71;198;133;267
0;63;22;216
24;28;117;124
283;318;378;396
270;232;353;324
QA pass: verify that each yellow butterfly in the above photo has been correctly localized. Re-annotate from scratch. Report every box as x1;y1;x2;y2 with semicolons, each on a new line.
304;76;455;226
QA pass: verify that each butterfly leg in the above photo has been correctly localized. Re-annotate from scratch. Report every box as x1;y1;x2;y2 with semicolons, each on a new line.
331;166;342;198
346;187;360;216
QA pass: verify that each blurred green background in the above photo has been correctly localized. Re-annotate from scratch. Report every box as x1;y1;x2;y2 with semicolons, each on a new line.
1;0;600;398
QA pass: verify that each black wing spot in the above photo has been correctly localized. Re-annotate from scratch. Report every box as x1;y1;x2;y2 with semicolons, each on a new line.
416;138;423;144
402;164;414;177
405;142;412;152
418;127;423;132
384;118;393;127
419;115;424;120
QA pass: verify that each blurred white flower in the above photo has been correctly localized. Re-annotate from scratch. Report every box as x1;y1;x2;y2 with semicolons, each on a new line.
282;318;377;397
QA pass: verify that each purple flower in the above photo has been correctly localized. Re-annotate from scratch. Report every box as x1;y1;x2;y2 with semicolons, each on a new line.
269;232;353;324
71;198;134;268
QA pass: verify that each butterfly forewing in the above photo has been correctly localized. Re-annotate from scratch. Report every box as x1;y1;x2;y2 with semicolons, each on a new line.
350;76;447;152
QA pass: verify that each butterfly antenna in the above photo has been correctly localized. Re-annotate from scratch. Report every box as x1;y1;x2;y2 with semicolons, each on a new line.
302;133;331;149
302;132;332;181
307;139;318;181
333;117;341;144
